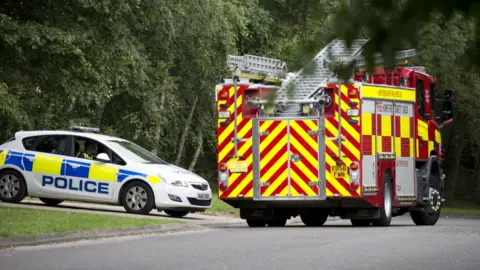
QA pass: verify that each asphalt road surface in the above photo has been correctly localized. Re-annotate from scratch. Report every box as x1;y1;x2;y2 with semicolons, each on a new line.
1;216;480;270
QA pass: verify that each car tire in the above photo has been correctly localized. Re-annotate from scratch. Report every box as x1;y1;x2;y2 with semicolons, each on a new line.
39;198;64;206
0;169;27;203
164;210;189;218
120;180;154;215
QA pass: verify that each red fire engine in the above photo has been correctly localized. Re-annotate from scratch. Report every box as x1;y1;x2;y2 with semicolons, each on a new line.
215;39;454;227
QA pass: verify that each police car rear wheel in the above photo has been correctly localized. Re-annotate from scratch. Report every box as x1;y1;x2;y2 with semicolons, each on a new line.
120;181;154;215
39;198;64;206
0;170;26;203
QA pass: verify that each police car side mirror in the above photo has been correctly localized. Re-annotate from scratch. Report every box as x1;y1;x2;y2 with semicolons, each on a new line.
96;153;110;162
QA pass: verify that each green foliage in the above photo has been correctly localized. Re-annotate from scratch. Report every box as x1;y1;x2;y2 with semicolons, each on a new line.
2;0;479;203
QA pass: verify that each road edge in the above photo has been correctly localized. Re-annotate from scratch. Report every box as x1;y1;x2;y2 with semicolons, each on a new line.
0;223;208;250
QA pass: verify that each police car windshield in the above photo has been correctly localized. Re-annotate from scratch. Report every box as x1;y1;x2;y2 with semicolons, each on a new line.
108;140;167;164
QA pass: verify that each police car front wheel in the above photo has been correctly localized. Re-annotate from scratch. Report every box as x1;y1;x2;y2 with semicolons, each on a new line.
120;181;154;215
0;169;27;203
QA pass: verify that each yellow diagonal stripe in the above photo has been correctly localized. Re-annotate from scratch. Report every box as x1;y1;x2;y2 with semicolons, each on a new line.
290;167;316;196
279;184;290;196
260;144;288;183
263;168;288;196
289;135;318;172
218;118;252;162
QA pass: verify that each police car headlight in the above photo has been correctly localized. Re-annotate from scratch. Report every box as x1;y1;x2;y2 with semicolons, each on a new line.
157;173;188;187
166;179;188;187
170;180;188;187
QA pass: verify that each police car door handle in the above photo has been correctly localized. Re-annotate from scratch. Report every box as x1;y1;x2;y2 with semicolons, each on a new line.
69;163;80;169
26;157;35;162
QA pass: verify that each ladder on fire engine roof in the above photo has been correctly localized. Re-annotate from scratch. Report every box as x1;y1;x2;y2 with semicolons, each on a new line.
275;39;417;102
226;54;288;84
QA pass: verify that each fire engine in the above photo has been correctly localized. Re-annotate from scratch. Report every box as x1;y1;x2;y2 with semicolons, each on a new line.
215;39;454;227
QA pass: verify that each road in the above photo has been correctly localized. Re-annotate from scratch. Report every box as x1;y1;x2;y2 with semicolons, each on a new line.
1;216;480;270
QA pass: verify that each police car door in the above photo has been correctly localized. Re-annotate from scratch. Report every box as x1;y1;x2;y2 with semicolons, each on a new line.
25;134;71;197
62;136;117;201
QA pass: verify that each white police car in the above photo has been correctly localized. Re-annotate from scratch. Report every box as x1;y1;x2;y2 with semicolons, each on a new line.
0;126;212;217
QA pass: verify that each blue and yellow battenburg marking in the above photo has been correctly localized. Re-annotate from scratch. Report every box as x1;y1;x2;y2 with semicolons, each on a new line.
0;150;161;184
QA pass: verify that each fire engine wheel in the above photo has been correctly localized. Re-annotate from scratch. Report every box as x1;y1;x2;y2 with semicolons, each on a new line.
300;210;329;227
246;219;267;227
410;186;442;226
371;175;393;227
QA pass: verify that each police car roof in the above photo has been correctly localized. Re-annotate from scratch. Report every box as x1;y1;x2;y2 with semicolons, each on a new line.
14;130;128;142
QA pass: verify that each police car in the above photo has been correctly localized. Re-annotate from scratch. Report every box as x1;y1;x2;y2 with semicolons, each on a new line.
0;126;212;217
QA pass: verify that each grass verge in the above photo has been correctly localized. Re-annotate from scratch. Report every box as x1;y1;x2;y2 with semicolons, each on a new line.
0;206;179;238
441;202;480;217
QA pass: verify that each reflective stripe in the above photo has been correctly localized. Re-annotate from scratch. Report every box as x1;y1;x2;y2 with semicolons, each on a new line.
0;151;161;185
0;150;9;166
32;154;63;175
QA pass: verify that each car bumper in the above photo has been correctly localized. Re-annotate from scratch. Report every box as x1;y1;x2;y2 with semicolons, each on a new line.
153;183;212;211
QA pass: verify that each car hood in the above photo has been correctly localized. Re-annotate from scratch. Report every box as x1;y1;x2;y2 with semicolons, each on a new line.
136;163;207;184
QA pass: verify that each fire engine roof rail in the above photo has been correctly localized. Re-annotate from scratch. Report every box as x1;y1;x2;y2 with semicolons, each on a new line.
275;39;368;101
226;54;288;83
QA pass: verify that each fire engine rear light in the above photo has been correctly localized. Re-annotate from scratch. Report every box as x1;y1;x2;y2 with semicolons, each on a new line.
219;163;228;172
218;111;231;119
346;109;359;117
218;90;229;100
350;181;359;190
219;182;228;191
348;89;359;98
219;173;228;182
349;161;359;171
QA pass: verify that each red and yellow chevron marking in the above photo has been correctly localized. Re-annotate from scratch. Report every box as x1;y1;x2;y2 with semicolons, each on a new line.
324;84;361;197
289;120;320;196
217;84;254;199
258;120;289;197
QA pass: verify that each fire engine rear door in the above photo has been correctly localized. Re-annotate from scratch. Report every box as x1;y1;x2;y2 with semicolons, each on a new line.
252;118;326;200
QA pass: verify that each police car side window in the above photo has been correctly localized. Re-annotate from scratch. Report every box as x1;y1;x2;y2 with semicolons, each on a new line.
73;136;126;166
22;135;68;155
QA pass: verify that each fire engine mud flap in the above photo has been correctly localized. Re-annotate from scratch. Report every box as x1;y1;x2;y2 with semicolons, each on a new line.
251;118;327;200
